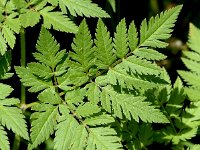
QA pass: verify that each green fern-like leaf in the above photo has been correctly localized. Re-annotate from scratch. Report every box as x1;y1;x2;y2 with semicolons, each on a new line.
86;127;122;150
38;89;62;104
152;77;200;147
84;114;115;126
1;25;16;49
0;125;9;150
54;105;80;150
188;145;200;150
139;5;182;48
0;83;29;141
58;0;110;17
19;10;41;28
128;21;138;51
48;0;58;6
4;13;21;34
95;56;166;91
134;48;167;61
178;71;200;87
183;51;200;62
40;6;78;33
13;5;183;149
85;83;101;104
187;23;200;54
11;0;27;9
70;125;88;150
15;27;70;92
178;23;200;101
114;18;129;58
94;19;116;69
119;55;163;75
15;66;53;92
76;102;101;117
0;33;7;55
0;106;29;140
100;86;169;123
29;104;58;149
34;27;65;68
53;105;89;150
182;101;200;128
0;83;13;99
68;19;94;72
27;62;53;79
65;88;86;104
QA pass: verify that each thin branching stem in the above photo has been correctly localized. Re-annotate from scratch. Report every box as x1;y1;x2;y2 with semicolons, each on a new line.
20;28;26;104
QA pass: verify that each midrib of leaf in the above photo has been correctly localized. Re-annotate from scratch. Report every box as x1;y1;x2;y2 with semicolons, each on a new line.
0;106;28;140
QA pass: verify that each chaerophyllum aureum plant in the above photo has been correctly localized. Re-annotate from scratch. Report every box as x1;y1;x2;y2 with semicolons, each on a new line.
1;1;200;150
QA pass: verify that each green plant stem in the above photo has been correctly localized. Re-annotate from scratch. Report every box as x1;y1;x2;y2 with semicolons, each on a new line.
159;100;177;134
20;102;39;111
20;28;26;104
13;28;26;150
12;134;20;150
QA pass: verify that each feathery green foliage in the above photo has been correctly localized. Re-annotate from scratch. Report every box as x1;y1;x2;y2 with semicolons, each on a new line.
0;83;29;149
58;0;110;17
0;0;109;55
150;77;200;149
13;5;184;149
178;24;200;101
